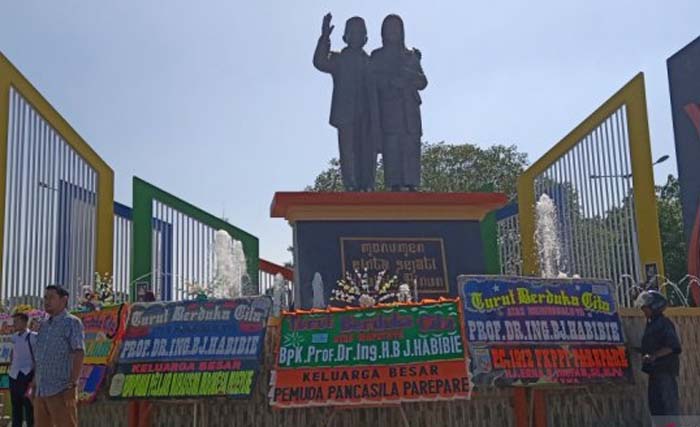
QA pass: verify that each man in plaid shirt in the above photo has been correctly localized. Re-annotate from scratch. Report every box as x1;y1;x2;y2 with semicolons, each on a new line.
33;285;85;427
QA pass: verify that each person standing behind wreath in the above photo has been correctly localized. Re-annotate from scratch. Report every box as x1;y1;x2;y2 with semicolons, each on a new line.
313;13;381;192
637;290;682;424
32;285;85;427
371;14;428;192
9;311;36;427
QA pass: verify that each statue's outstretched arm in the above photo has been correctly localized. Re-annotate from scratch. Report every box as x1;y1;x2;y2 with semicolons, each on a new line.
313;36;335;73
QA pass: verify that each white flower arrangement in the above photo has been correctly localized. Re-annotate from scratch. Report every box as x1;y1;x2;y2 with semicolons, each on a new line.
77;272;116;311
330;269;411;308
186;282;215;301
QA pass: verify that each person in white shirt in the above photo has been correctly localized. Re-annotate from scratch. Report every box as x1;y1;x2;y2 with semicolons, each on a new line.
10;312;36;427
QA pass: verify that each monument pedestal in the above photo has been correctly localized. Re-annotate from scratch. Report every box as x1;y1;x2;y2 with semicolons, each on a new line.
271;192;508;309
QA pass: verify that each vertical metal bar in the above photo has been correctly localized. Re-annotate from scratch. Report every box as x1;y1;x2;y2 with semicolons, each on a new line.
154;205;160;298
37;118;47;292
118;216;123;296
58;132;67;288
199;223;204;285
90;170;97;287
177;210;181;296
47;129;56;288
164;206;171;301
65;148;72;291
600;122;615;282
553;159;566;273
621;108;643;284
55;129;62;287
568;143;582;277
152;202;157;295
160;203;165;297
74;148;83;297
613;109;633;306
4;90;16;300
1;90;11;300
68;150;75;295
121;216;126;299
22;102;35;299
74;151;82;296
123;215;128;297
151;201;158;296
186;215;191;287
561;156;574;275
582;134;600;279
84;168;91;290
564;152;579;276
74;151;81;295
35;113;44;295
173;209;177;299
601;116;621;291
26;108;35;298
565;146;585;277
116;215;120;296
579;138;595;279
571;142;588;277
592;123;610;281
127;216;133;300
588;126;602;279
84;171;90;293
4;91;18;300
192;220;197;287
584;134;603;279
42;122;51;291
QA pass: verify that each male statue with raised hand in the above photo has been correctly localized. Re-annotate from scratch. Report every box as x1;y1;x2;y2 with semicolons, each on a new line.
313;13;380;191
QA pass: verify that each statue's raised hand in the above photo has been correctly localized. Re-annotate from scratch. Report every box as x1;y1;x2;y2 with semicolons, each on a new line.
322;13;334;38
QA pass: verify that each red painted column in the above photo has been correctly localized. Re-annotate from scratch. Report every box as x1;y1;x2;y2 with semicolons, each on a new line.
138;402;153;427
127;401;139;427
533;389;547;427
513;388;529;427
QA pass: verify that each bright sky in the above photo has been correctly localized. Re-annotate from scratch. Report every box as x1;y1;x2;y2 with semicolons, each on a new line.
1;1;697;264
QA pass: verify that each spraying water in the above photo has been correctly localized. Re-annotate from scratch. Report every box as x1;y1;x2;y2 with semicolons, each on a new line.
312;272;326;309
535;194;561;279
272;273;287;316
211;229;248;299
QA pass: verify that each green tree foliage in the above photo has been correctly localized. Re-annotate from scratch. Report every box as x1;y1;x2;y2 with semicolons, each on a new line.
656;175;686;284
306;142;528;198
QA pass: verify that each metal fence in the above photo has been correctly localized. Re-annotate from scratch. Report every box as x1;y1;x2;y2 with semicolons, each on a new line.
495;204;522;276
115;200;291;302
150;199;216;301
113;202;132;301
131;177;259;301
0;53;114;306
1;88;97;305
517;74;663;307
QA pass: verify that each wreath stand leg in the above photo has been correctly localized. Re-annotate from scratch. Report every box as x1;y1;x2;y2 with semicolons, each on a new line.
398;404;410;427
324;407;338;427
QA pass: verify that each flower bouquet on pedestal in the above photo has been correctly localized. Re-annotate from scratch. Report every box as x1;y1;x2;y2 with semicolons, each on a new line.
331;269;412;308
77;273;116;312
186;282;215;301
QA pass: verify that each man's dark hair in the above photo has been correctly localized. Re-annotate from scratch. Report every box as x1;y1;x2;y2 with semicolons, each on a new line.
46;284;70;298
11;312;28;322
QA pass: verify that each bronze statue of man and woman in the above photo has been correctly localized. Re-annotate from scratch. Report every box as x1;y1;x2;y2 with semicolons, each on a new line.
314;13;427;192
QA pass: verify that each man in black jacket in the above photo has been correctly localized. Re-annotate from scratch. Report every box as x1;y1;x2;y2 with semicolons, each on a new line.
637;290;682;422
